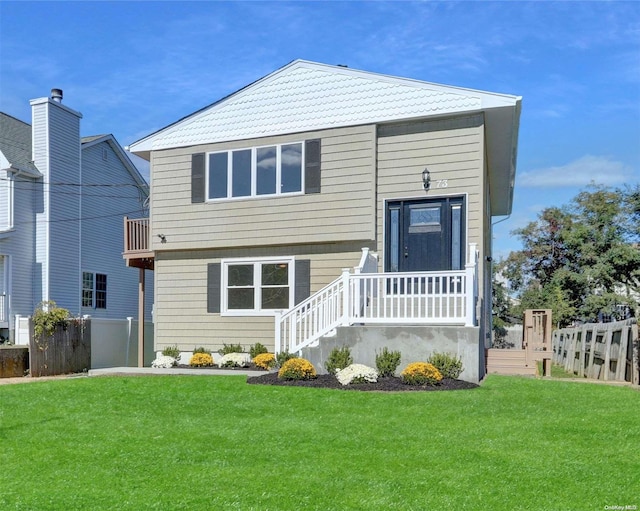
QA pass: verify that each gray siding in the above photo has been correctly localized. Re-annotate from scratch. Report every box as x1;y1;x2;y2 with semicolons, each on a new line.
0;175;37;320
46;103;82;313
150;125;376;251
80;141;153;321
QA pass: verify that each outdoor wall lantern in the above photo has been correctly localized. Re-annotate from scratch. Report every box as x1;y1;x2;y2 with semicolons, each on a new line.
422;167;431;191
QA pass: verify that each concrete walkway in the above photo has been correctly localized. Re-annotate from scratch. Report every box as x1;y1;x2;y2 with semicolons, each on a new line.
0;367;268;384
89;367;268;377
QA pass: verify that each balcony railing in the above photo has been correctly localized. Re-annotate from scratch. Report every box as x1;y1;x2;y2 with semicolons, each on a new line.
123;217;154;269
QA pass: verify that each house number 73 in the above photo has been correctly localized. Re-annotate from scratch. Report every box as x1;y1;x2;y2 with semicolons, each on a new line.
436;179;448;188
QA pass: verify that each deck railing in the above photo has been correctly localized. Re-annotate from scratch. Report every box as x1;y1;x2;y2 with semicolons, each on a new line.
275;244;478;355
123;217;150;254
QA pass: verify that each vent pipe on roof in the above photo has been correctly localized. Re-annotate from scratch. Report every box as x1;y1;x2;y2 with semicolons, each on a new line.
51;89;63;103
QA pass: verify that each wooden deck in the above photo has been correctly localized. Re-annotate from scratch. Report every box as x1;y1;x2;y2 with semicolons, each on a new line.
123;216;154;270
486;309;553;377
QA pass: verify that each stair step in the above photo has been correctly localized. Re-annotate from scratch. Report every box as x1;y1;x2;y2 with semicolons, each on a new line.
486;349;537;376
486;366;537;376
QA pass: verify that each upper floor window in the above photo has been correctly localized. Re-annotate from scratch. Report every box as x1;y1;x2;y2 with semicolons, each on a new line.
82;272;107;309
207;142;303;201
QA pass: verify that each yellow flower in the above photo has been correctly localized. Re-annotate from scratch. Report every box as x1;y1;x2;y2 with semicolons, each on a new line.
189;353;214;367
253;353;276;370
401;362;442;385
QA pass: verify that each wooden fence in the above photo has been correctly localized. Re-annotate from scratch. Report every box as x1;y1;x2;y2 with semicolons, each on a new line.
552;318;639;384
28;318;91;377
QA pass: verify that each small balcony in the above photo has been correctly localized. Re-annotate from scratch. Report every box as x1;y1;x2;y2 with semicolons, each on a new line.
123;216;154;270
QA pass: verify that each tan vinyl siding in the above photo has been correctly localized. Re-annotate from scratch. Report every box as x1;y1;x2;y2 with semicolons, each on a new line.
376;114;486;263
150;125;376;251
153;243;369;352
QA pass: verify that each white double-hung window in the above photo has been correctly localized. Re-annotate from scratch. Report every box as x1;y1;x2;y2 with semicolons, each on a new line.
82;271;107;309
207;143;303;200
221;257;294;315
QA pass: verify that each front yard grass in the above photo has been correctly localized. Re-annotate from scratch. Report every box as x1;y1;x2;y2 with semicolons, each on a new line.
1;374;638;510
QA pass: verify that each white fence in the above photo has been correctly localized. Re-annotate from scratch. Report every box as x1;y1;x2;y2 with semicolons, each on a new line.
276;244;478;355
15;315;155;368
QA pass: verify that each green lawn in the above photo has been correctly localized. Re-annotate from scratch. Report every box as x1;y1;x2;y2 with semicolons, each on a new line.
1;375;638;511
537;362;579;378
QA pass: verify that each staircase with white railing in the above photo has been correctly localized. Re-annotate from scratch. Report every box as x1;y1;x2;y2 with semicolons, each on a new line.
275;244;479;355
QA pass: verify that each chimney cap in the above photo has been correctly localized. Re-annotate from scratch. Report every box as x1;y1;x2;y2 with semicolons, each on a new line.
51;89;63;102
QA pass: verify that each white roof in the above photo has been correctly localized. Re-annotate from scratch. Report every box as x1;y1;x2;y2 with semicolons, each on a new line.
130;60;521;215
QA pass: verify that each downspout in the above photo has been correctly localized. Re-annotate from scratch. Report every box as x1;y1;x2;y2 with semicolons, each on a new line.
491;214;511;228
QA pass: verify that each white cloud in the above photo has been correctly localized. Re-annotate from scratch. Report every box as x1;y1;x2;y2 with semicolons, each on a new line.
518;155;635;188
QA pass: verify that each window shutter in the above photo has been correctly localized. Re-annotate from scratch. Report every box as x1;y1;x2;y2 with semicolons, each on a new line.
294;259;311;305
304;139;321;194
191;153;205;203
207;263;221;313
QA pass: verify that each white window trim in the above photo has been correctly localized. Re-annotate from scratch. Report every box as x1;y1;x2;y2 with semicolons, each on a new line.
82;271;108;309
206;142;305;202
221;256;295;316
0;173;14;233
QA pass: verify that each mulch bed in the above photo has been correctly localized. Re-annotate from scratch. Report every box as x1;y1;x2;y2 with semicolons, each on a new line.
173;364;479;391
247;372;479;392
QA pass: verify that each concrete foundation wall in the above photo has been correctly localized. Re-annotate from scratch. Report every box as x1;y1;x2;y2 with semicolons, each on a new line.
302;325;483;383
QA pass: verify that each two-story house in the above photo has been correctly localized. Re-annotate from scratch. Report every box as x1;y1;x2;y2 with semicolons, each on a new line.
0;89;152;343
126;61;521;382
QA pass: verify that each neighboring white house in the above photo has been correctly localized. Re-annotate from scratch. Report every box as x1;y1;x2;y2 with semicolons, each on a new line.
125;61;522;382
0;89;153;343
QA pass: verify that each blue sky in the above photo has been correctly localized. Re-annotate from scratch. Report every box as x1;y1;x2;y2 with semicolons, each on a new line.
1;1;638;259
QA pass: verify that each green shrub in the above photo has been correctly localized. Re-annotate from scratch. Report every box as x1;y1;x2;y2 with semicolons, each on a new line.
249;343;268;359
375;347;401;377
276;351;295;368
189;353;214;367
161;345;181;359
278;358;317;381
253;353;276;370
401;362;443;386
325;346;353;375
193;346;212;355
427;352;463;379
32;301;70;339
218;343;245;355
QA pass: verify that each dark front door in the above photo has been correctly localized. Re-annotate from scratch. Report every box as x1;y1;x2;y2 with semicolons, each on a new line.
386;197;465;272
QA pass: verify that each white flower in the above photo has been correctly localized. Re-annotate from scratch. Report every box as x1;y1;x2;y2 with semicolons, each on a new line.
151;355;176;368
217;352;251;368
336;364;378;385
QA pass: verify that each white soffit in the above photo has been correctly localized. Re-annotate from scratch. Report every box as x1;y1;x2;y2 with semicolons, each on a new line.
131;61;519;153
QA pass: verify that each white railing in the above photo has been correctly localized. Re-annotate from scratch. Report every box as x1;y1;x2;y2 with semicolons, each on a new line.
276;244;478;355
355;247;378;274
0;293;7;324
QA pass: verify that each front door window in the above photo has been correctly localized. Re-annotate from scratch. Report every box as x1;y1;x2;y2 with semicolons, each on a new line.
386;197;465;272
